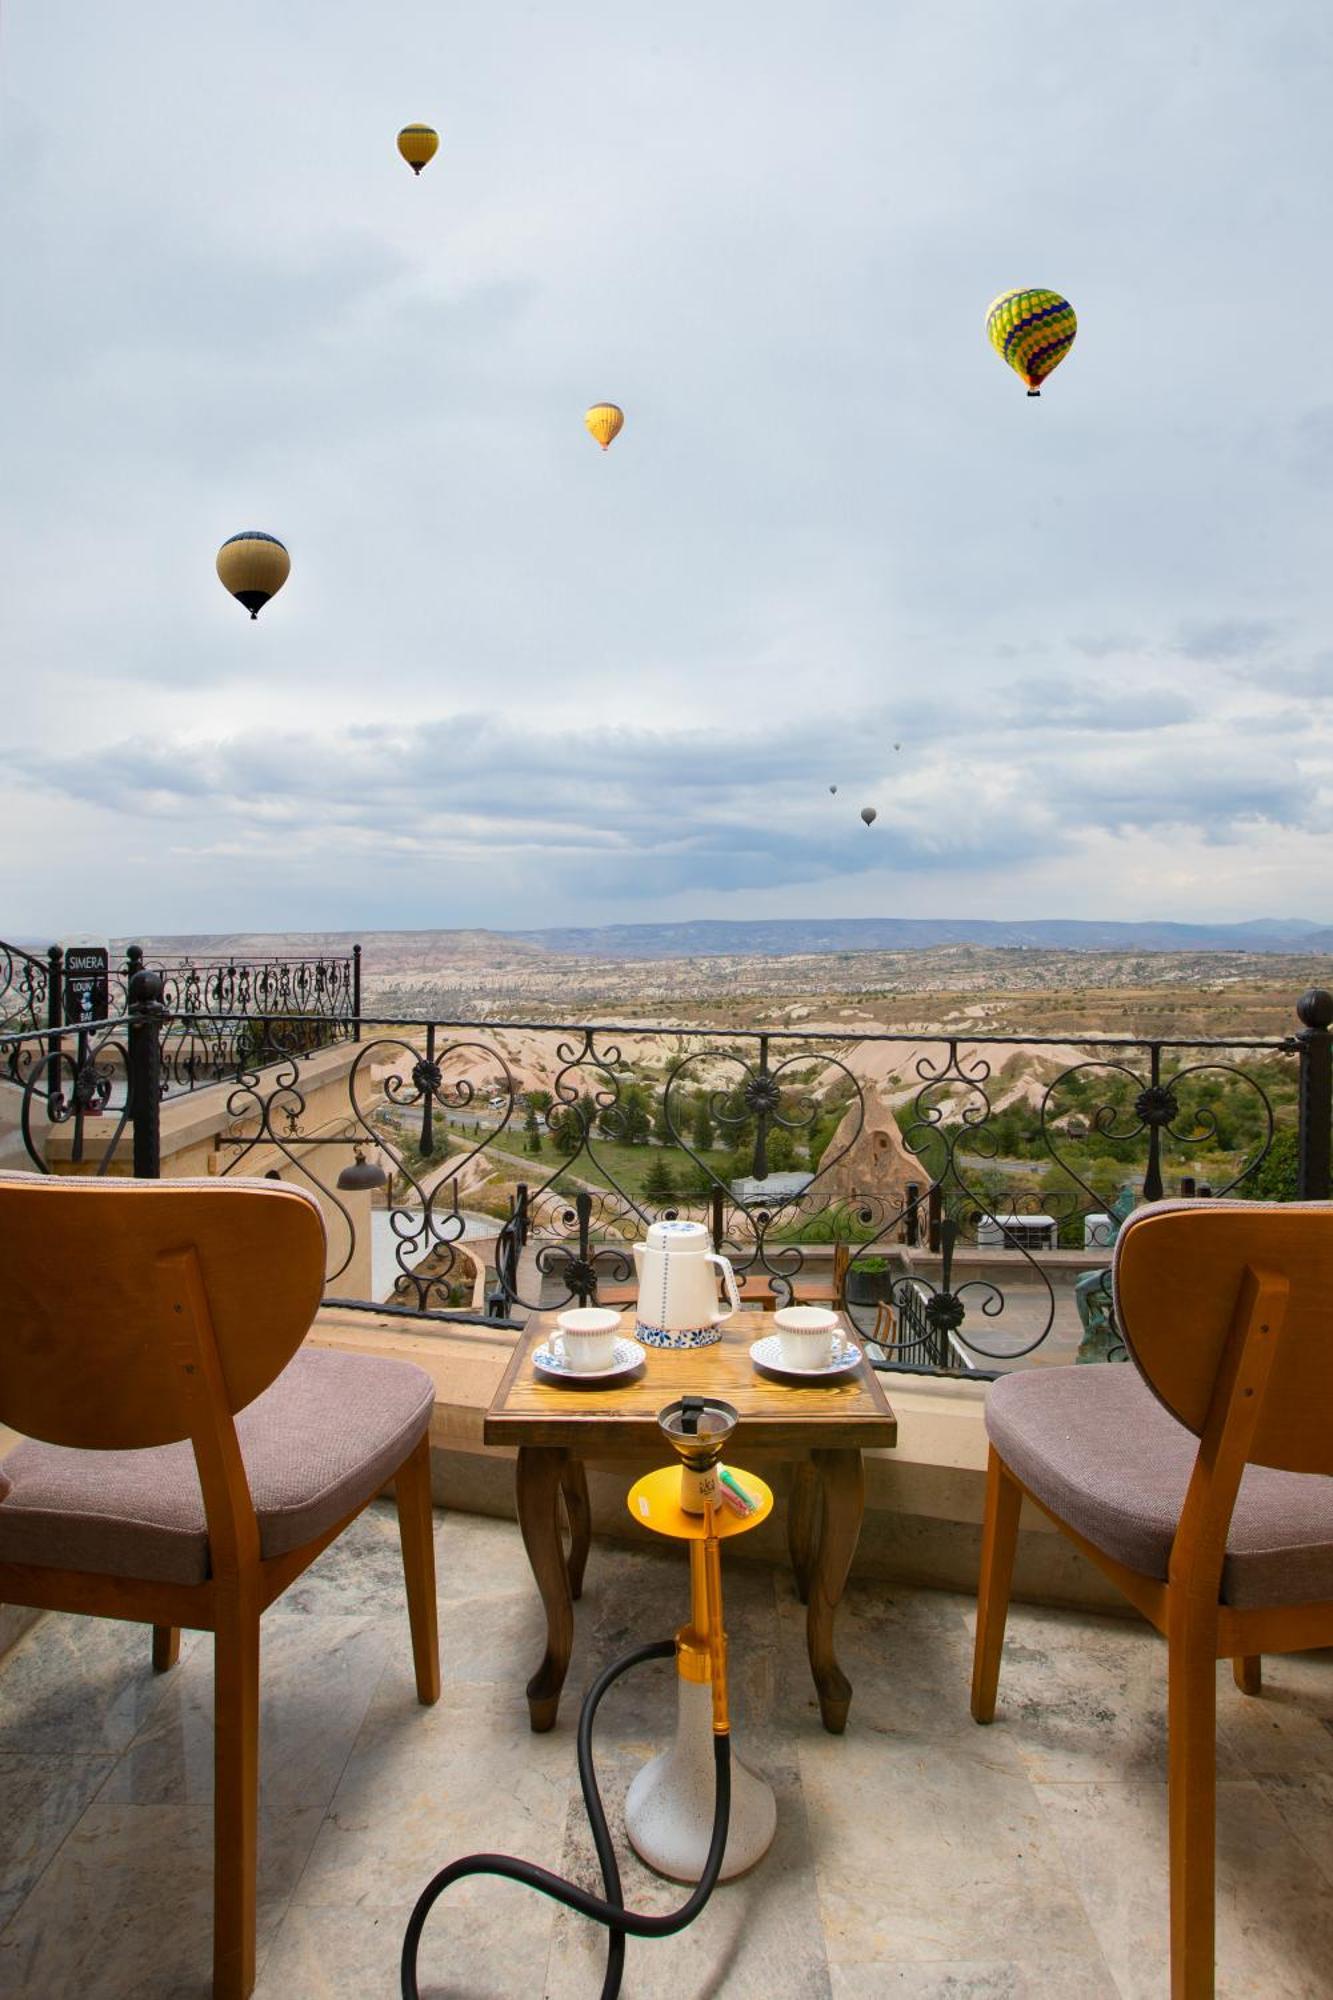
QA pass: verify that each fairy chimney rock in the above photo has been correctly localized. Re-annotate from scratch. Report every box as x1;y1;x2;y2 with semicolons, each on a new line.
820;1080;921;1212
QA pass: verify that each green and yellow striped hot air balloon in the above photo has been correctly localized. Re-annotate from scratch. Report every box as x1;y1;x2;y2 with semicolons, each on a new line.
986;288;1077;397
216;532;290;620
397;124;439;175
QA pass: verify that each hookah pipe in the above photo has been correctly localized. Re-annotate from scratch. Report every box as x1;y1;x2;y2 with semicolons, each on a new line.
400;1396;764;2000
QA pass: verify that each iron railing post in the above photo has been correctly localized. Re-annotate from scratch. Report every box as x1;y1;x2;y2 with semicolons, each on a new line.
1296;988;1333;1200
45;944;63;1116
418;1023;436;1159
352;943;362;1042
127;968;165;1178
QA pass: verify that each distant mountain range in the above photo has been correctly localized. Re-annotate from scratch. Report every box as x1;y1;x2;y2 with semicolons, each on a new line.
512;917;1333;959
111;917;1333;965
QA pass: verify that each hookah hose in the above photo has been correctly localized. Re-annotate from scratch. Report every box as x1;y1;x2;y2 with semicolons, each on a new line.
400;1637;732;2000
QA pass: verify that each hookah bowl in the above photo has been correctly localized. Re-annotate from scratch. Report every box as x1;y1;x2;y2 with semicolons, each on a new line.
623;1398;778;1882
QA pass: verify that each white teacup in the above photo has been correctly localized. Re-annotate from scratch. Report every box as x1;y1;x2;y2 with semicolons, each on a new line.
555;1307;621;1372
773;1306;839;1371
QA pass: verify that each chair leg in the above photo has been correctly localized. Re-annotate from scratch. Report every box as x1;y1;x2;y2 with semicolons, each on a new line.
971;1447;1022;1724
1232;1654;1261;1696
213;1587;261;2000
395;1433;441;1706
152;1625;181;1672
1168;1600;1218;2000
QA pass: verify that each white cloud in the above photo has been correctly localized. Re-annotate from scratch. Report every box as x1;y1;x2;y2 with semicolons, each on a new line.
1;1;1331;933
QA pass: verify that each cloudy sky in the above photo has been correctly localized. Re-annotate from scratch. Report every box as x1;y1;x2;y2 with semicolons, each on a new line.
2;1;1331;937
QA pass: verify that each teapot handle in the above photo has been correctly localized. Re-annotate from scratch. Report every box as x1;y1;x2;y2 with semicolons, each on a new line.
707;1253;741;1321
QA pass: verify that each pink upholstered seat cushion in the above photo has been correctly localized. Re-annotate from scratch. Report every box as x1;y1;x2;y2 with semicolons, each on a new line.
0;1347;434;1586
987;1363;1333;1608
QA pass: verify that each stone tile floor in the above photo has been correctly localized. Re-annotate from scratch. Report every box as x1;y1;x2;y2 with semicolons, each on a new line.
1;1503;1331;1997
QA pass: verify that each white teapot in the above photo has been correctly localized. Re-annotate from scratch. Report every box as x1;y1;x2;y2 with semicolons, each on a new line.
633;1219;741;1349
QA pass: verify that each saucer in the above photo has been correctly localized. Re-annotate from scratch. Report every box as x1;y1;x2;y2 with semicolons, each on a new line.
749;1333;862;1383
533;1336;646;1386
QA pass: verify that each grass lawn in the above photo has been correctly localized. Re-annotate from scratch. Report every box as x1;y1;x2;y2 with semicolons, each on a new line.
440;1115;729;1202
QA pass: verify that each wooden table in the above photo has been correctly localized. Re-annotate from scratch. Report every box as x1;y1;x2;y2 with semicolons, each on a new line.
484;1309;897;1735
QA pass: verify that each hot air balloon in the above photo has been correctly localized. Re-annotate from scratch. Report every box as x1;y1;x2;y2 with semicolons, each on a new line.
860;806;877;827
216;532;290;620
397;125;439;175
829;784;838;795
986;288;1077;397
893;742;901;752
585;403;624;451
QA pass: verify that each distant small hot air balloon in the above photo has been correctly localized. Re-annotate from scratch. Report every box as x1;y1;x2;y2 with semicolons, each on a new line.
986;288;1077;397
397;125;439;175
893;742;901;752
860;805;877;827
829;784;838;795
216;532;290;620
585;403;624;451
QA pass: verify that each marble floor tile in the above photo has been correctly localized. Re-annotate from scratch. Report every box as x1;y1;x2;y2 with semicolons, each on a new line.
1036;1776;1333;1999
256;1889;553;2000
5;1511;1328;2000
0;1751;116;1928
0;1800;322;1999
0;1612;203;1758
828;1959;1119;1998
1255;1771;1333;1887
775;1575;1018;1761
800;1730;1100;1966
957;1601;1181;1786
99;1616;392;1814
270;1498;425;1619
1216;1666;1333;1779
543;1748;831;2000
291;1682;573;1914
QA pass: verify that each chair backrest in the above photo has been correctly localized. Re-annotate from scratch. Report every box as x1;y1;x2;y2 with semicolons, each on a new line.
0;1173;326;1452
1113;1198;1333;1475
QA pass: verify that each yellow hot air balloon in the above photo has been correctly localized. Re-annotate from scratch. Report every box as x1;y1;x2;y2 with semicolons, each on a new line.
216;532;290;620
986;288;1077;397
585;403;624;451
397;125;439;175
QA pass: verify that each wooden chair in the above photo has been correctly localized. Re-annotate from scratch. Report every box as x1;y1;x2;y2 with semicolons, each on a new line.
0;1173;441;1999
832;1241;851;1312
970;1199;1333;1998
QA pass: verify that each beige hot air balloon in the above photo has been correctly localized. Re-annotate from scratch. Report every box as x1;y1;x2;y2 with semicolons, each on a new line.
584;403;624;451
216;532;290;620
397;125;439;175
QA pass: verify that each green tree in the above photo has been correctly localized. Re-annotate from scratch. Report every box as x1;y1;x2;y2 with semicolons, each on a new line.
602;1082;650;1145
1242;1128;1299;1202
643;1155;679;1205
523;1105;543;1156
690;1096;715;1153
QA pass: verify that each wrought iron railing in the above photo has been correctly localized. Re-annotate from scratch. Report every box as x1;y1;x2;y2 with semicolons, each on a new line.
5;980;1330;1374
0;940;360;1098
1;939;62;1098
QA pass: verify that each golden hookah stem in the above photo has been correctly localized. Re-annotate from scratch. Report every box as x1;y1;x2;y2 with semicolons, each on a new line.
702;1501;730;1735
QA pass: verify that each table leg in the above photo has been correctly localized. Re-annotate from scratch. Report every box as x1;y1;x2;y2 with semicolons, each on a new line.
807;1448;865;1734
516;1446;574;1733
560;1458;591;1601
787;1459;821;1606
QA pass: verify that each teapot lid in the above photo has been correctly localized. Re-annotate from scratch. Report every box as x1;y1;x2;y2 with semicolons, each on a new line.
645;1218;709;1251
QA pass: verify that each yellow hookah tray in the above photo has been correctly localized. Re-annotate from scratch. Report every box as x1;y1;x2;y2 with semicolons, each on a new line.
627;1465;774;1540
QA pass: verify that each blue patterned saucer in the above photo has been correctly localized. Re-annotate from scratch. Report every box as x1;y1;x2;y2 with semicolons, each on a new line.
533;1336;645;1386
